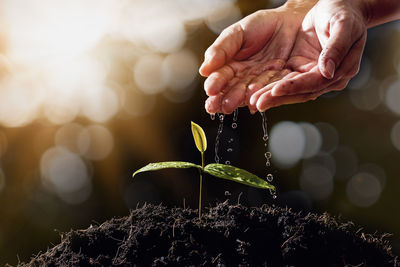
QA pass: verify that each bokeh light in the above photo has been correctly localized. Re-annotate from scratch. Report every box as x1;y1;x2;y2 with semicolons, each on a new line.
299;122;322;159
162;49;199;92
270;121;305;168
391;120;400;151
385;79;400;116
40;147;91;204
205;1;242;34
346;172;382;207
134;54;166;95
80;125;114;161
359;163;386;189
55;123;89;155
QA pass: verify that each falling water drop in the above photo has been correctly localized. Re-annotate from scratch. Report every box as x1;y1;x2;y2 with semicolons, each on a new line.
227;148;233;152
264;152;272;159
225;160;231;165
267;174;273;182
228;138;234;143
272;194;277;199
233;108;239;122
210;114;215;120
231;108;239;129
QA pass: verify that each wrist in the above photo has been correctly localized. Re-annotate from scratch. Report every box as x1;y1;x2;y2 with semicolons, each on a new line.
354;0;373;27
357;0;400;28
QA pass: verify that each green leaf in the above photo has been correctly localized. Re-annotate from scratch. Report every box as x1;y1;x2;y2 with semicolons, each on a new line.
191;121;207;153
133;161;202;178
204;163;275;190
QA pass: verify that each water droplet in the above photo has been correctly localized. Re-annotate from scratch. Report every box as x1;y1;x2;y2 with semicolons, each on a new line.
267;174;273;182
210;114;215;120
231;122;237;129
228;138;234;143
219;114;225;122
263;135;268;142
233;108;239;122
272;194;277;199
225;191;231;196
266;161;271;167
227;148;233;152
269;188;276;196
225;160;231;165
264;152;272;159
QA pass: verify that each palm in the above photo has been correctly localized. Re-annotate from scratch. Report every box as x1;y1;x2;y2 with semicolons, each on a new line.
203;10;304;114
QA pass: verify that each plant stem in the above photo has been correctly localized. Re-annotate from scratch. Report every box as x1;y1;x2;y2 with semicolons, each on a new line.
199;152;205;221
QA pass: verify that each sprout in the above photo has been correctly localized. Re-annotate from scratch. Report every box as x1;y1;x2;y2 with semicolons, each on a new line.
133;122;275;221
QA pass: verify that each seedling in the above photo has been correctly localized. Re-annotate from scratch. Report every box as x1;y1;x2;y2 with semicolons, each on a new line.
133;121;275;220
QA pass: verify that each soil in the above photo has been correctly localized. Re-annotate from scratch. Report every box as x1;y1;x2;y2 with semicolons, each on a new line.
22;201;398;267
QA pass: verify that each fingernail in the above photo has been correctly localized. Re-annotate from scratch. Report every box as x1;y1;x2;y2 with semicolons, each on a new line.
325;59;335;79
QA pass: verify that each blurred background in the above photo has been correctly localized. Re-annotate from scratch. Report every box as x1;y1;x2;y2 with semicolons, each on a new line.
0;0;400;265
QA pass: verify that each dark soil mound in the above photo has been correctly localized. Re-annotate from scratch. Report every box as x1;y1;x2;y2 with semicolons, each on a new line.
23;201;398;266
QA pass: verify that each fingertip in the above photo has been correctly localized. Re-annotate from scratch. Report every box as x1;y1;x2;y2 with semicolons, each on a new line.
199;60;212;77
256;89;275;111
201;48;225;77
270;83;284;97
223;98;237;114
204;74;223;96
319;58;335;79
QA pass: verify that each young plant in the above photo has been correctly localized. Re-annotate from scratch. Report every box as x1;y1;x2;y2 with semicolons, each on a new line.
133;121;275;220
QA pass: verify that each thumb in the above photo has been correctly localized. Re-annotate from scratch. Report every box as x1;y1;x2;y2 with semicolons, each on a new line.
318;19;354;79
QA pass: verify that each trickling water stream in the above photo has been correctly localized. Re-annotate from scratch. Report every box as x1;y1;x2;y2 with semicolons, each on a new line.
261;111;277;199
214;114;224;163
211;110;277;199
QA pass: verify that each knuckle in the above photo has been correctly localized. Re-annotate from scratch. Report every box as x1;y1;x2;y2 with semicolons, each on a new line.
349;66;360;77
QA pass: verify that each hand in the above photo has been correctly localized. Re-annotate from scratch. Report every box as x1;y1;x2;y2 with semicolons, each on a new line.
250;0;367;111
199;2;315;114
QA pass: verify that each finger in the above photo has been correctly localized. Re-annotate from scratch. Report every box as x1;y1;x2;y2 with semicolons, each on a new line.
199;24;244;77
333;33;366;79
274;33;366;97
271;67;327;96
318;17;364;79
222;82;247;114
205;94;224;114
249;70;297;107
258;78;352;111
256;88;325;111
204;65;235;96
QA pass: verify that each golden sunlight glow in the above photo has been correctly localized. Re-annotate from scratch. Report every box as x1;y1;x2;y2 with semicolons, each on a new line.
0;0;238;127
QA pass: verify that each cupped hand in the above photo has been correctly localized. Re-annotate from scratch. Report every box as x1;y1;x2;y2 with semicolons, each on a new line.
250;0;368;111
199;3;314;114
200;0;368;114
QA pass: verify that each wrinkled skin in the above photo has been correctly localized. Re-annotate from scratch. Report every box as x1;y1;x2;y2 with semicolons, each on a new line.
200;0;367;114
